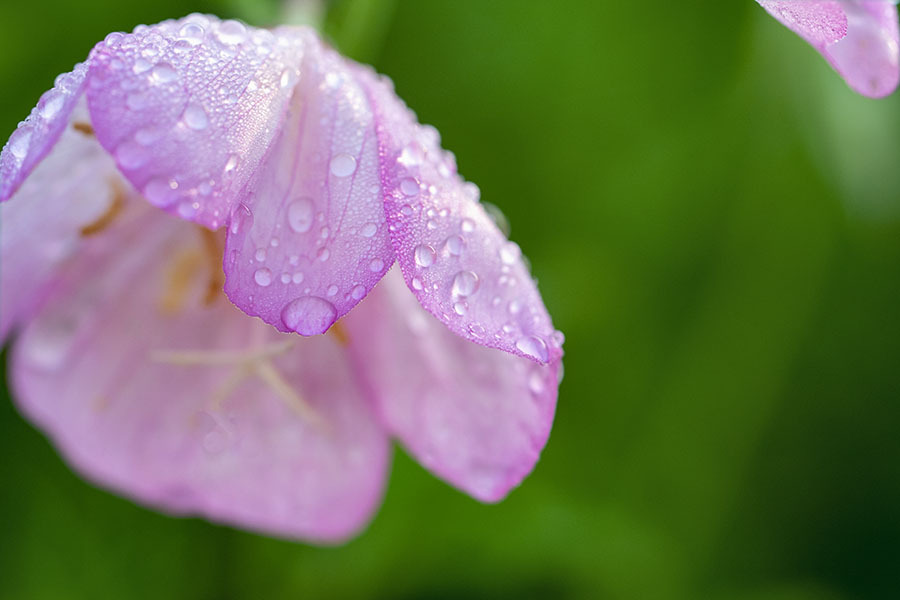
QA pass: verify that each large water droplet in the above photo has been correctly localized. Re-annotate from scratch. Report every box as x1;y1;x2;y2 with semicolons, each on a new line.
399;177;420;197
452;270;479;297
329;153;357;177
461;218;475;233
115;140;148;169
444;235;465;257
178;22;205;44
360;223;377;238
182;104;209;130
516;335;549;362
351;285;366;300
287;198;314;233
8;127;32;159
38;91;64;119
369;258;384;272
229;203;253;235
499;241;521;265
414;244;436;268
216;20;247;45
254;267;272;287
150;63;178;84
317;248;330;262
132;58;152;74
281;297;337;336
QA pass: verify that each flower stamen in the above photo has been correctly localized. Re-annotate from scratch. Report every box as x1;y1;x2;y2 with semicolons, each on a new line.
198;227;225;306
72;121;95;136
80;182;125;236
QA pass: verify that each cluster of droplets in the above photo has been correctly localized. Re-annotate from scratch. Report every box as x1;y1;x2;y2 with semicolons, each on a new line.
0;61;88;200
90;15;304;229
383;111;561;364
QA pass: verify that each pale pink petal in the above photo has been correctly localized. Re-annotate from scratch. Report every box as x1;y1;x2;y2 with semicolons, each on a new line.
0;102;120;343
345;269;561;502
85;15;305;228
353;66;562;365
10;198;389;542
223;31;394;336
0;62;88;201
759;1;900;97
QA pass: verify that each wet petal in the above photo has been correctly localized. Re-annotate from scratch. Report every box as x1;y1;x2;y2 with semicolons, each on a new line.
10;201;389;542
355;66;562;364
758;0;900;97
85;15;306;228
0;101;120;343
223;32;394;336
0;62;88;201
345;269;561;502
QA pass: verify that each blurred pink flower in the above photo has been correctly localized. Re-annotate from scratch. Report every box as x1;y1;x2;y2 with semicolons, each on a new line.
0;15;563;542
756;0;899;97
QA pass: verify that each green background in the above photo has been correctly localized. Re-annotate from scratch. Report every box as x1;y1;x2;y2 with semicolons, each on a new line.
2;1;899;598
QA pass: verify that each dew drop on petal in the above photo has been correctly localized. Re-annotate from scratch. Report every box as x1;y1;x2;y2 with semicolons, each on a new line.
150;63;178;83
359;223;377;238
414;245;436;268
317;247;330;262
399;177;420;197
369;258;384;272
216;20;247;45
499;241;521;265
351;285;366;300
254;248;267;262
528;370;546;395
281;297;337;336
326;285;338;297
39;92;64;119
8;127;32;159
254;268;272;287
178;22;205;44
412;277;423;291
115;140;148;169
444;235;465;256
229;204;253;235
453;301;468;316
329;153;357;177
182;104;209;130
461;218;475;233
516;335;549;362
286;198;314;233
452;270;479;297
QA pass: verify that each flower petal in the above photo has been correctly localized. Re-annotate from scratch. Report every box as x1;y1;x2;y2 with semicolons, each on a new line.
345;269;561;502
10;200;390;542
759;0;900;97
0;101;120;343
223;32;394;336
0;62;88;201
354;67;562;364
85;15;305;228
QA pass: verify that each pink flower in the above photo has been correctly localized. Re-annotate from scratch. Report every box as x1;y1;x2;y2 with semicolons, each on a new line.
756;1;900;97
0;15;563;542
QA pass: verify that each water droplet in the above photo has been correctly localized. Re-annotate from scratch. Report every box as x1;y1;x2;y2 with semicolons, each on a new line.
8;128;32;159
399;177;420;196
329;153;357;177
397;142;424;166
134;127;162;146
484;202;511;237
508;300;522;315
254;248;267;262
320;226;330;239
182;104;208;130
369;258;384;272
360;223;377;238
150;63;177;83
499;241;521;265
115;140;148;169
38;92;64;119
444;235;465;256
452;270;479;297
281;297;337;336
461;218;475;233
132;58;152;74
552;330;566;348
286;198;314;233
414;244;435;268
143;177;176;205
412;278;423;291
254;268;272;287
516;335;549;362
468;323;486;338
326;285;338;296
280;273;291;284
528;371;545;395
292;272;304;284
178;22;205;44
453;301;468;316
351;285;366;300
317;247;330;261
216;20;247;45
280;68;295;89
